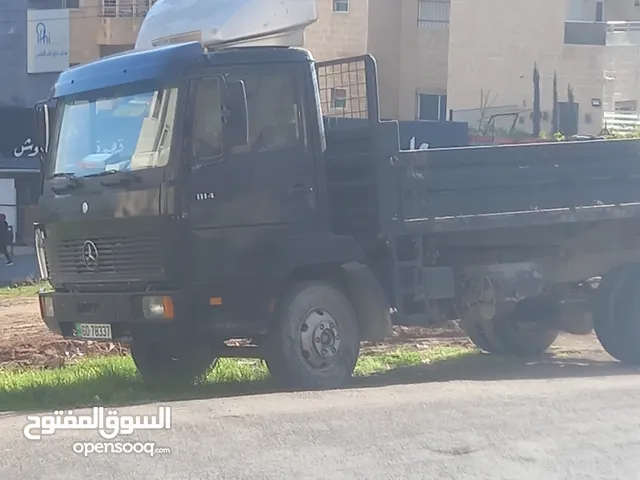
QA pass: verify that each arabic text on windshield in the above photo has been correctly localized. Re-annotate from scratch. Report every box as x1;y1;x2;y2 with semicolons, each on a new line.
50;87;179;178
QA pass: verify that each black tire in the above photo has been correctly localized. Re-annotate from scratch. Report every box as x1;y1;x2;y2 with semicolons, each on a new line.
265;280;360;390
593;265;640;364
131;336;218;390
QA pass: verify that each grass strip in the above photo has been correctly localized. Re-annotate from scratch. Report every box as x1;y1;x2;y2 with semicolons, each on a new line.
0;346;475;411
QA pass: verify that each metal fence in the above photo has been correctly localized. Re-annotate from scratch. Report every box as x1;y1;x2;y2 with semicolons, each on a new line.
603;111;640;133
100;0;156;17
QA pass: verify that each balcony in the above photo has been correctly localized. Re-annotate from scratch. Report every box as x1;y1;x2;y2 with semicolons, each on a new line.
565;21;640;47
606;21;640;47
97;0;156;45
564;21;606;46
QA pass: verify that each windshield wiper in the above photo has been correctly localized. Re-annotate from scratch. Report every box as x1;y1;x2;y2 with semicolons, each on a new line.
84;169;133;179
47;172;83;194
85;170;142;186
46;172;77;180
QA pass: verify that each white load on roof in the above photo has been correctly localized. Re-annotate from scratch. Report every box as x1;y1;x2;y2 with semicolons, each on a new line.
135;0;318;51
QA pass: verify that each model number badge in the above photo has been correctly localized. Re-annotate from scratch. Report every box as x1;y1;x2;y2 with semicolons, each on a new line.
195;192;215;201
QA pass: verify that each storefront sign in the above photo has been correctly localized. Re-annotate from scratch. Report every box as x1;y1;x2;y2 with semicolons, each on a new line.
27;9;70;74
0;107;40;171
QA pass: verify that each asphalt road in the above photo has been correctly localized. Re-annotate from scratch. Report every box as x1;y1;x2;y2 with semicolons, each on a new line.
1;365;640;480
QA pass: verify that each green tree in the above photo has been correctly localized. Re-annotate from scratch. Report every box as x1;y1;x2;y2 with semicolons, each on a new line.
532;63;541;137
567;84;576;135
551;72;559;134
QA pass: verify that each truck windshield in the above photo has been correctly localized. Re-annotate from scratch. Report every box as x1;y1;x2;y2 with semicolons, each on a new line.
49;86;179;178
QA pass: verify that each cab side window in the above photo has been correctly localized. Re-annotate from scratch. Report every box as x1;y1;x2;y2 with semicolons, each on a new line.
191;77;223;160
227;71;304;154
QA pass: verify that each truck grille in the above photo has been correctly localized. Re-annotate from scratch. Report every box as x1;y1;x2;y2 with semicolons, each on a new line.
48;233;164;278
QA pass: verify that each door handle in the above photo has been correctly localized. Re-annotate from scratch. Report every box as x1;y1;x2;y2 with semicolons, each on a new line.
289;184;313;194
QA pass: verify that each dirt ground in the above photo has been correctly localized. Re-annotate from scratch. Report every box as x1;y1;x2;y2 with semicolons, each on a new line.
0;297;613;369
0;297;128;368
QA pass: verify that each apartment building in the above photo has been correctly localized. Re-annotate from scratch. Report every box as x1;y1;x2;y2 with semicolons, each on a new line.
447;0;640;136
368;0;640;136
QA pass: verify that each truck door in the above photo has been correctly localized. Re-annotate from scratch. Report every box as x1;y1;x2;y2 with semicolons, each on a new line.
184;67;319;280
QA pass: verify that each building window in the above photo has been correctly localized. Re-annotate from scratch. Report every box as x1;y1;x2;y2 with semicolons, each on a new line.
615;100;637;112
333;0;349;13
417;93;447;121
418;0;450;28
331;88;348;109
596;1;604;21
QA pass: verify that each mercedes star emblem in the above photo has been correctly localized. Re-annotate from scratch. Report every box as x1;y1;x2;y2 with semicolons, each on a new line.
81;202;89;214
82;240;99;270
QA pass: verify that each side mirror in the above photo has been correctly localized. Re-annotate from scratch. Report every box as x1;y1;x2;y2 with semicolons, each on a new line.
34;102;51;154
224;80;249;148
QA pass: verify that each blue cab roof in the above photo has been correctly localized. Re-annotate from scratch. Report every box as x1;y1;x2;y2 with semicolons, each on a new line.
52;41;314;98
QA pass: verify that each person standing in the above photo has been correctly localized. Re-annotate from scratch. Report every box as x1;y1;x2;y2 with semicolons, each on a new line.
0;214;13;266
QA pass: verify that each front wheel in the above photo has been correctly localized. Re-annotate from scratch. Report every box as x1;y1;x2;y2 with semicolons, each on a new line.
265;281;360;390
131;335;218;390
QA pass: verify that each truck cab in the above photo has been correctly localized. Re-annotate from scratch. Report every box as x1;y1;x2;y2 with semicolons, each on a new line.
34;1;392;390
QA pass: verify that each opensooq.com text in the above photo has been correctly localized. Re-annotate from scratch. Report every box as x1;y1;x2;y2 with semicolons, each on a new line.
72;441;171;457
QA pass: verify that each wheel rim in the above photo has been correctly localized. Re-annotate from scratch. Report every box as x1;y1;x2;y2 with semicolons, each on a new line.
299;309;342;369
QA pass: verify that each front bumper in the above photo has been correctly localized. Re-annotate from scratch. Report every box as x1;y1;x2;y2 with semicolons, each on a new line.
39;290;187;341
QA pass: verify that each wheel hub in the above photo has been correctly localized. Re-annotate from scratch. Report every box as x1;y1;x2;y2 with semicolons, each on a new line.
300;309;341;369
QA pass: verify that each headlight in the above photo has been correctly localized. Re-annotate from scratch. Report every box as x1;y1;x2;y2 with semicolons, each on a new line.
141;296;174;320
34;227;49;280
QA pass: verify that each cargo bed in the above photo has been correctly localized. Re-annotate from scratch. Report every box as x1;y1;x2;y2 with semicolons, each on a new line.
380;137;640;234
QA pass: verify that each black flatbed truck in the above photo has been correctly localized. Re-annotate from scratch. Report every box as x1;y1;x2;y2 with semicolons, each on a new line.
33;43;640;389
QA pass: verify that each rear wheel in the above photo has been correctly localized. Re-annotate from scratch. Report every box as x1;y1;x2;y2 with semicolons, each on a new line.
265;281;360;390
131;335;218;390
594;265;640;364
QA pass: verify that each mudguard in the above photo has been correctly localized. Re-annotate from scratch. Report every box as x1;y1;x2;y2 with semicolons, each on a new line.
262;233;391;341
341;261;392;341
266;232;366;288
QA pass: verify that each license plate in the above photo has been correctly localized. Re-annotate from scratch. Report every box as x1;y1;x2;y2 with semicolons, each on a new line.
75;323;112;340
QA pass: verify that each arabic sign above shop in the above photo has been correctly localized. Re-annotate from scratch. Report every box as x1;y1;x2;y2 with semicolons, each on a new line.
0;107;40;171
13;138;41;158
27;9;70;74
